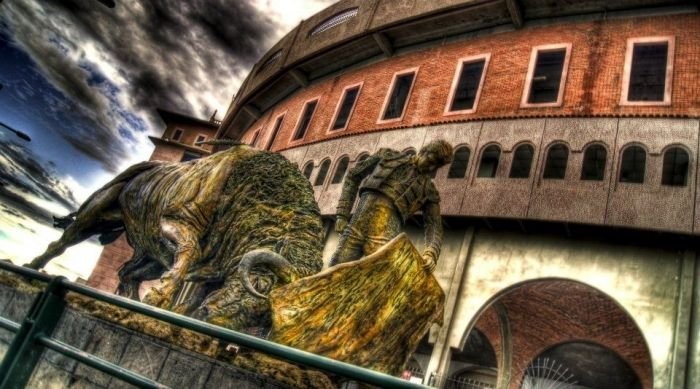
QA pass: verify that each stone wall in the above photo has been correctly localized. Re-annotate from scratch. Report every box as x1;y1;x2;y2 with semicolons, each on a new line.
0;283;286;388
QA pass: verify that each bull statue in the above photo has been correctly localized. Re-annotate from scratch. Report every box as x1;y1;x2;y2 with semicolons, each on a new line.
28;141;324;331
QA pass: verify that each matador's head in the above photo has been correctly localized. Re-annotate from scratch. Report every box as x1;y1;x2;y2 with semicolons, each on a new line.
415;139;453;173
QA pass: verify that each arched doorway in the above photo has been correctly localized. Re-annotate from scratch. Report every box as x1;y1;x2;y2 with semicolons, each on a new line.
458;279;652;389
445;329;497;388
521;341;642;389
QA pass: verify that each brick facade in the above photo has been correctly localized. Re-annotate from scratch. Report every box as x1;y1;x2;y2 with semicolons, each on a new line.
241;14;700;152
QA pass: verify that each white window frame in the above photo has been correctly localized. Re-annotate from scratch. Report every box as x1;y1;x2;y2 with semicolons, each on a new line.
172;127;184;142
620;36;675;106
444;54;491;115
377;67;419;124
328;82;363;133
290;97;321;143
520;43;572;108
264;111;287;151
247;128;261;147
194;133;208;146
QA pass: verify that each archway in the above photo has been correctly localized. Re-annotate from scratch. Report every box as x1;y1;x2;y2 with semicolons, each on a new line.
458;279;652;389
521;341;642;389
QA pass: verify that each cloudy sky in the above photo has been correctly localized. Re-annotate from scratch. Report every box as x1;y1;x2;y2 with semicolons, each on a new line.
0;0;334;279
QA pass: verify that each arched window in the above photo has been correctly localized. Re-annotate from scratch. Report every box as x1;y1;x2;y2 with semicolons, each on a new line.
509;144;534;178
619;146;646;183
477;145;500;178
310;8;358;36
448;146;471;179
403;148;416;157
302;161;314;179
357;153;369;164
662;147;689;186
543;143;569;179
581;144;607;181
331;156;350;184
314;160;331;186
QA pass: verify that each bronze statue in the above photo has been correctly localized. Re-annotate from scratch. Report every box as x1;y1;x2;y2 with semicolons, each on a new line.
330;140;453;271
25;139;448;380
28;142;324;331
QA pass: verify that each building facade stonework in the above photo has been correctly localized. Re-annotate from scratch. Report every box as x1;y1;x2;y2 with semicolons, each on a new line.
216;1;700;388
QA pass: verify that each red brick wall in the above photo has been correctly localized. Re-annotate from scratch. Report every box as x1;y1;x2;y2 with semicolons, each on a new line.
86;234;133;293
241;13;700;151
474;305;502;370
150;143;186;162
500;281;652;389
163;123;217;152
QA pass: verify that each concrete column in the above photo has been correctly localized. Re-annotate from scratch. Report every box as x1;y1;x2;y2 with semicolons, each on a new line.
685;252;700;389
670;250;695;388
424;227;475;387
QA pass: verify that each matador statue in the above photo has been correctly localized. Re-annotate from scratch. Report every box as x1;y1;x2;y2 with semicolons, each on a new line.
330;139;453;271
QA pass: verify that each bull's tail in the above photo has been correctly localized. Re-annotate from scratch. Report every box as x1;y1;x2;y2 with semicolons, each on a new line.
239;249;299;299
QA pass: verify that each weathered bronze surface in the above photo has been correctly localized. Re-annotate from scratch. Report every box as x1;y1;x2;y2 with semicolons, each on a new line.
270;233;445;375
24;140;449;381
331;140;453;272
28;143;325;331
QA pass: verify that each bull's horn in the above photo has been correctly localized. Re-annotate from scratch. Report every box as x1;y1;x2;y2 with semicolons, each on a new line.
239;249;298;299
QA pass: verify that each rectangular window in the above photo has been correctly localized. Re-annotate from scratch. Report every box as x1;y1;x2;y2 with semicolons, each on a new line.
521;44;571;107
172;128;184;141
195;134;207;145
293;100;318;141
621;37;674;105
380;69;417;122
266;114;284;150
249;130;260;146
330;85;361;131
446;55;489;114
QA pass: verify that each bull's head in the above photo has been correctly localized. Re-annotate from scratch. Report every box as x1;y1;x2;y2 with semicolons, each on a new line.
238;249;299;299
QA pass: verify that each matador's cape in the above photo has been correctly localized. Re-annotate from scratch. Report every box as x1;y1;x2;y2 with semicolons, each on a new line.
268;233;445;375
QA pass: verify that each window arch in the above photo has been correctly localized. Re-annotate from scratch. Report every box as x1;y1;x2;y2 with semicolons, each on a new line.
356;153;370;164
331;156;350;184
314;159;331;186
581;144;607;181
477;145;500;178
619;145;646;183
448;146;471;179
543;143;569;179
662;147;689;186
302;161;314;180
509;144;534;178
310;8;359;36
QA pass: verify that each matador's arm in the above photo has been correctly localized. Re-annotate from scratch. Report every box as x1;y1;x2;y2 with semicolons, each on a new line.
421;199;443;272
335;154;381;221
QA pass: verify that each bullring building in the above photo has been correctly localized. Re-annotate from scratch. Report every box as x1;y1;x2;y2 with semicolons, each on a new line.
208;1;700;388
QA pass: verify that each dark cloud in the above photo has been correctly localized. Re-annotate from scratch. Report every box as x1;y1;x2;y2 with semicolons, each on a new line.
0;140;78;224
0;186;53;226
0;0;279;171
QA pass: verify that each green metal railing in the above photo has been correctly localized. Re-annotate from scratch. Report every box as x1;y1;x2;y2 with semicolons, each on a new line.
0;261;428;388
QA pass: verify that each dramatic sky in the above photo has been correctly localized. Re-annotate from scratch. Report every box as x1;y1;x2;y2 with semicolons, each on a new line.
0;0;334;279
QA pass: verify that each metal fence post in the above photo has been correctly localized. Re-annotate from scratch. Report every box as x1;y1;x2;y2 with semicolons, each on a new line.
0;276;67;389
